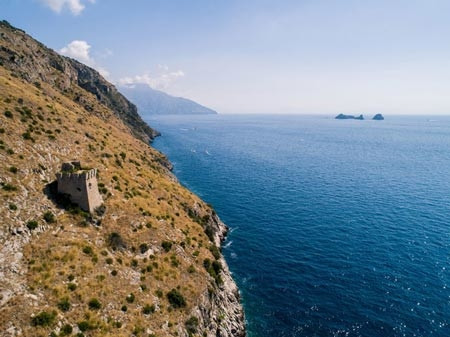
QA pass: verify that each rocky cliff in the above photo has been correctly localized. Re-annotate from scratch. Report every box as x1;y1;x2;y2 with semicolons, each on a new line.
0;20;244;337
0;20;159;143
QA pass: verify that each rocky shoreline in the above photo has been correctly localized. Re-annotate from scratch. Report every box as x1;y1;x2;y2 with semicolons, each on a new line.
193;214;246;337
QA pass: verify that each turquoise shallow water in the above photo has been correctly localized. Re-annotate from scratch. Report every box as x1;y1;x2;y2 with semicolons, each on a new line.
149;115;450;337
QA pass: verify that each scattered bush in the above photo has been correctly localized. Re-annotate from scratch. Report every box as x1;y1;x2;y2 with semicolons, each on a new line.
203;258;223;285
43;211;56;223
139;243;149;254
8;166;18;174
107;232;126;250
22;131;34;141
67;283;77;291
209;244;221;260
142;304;155;315
57;297;71;312
111;270;118;276
77;321;91;332
2;183;17;191
161;241;172;252
60;324;73;336
121;305;127;312
31;311;56;327
185;316;199;336
166;289;186;308
82;245;93;255
88;298;101;310
26;220;38;230
4;110;13;118
8;203;17;211
126;293;135;303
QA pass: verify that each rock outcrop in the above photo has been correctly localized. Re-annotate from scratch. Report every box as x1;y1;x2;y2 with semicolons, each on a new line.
335;113;364;120
372;113;384;120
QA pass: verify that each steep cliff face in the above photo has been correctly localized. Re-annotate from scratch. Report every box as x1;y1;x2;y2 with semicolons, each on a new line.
0;21;244;337
0;20;159;143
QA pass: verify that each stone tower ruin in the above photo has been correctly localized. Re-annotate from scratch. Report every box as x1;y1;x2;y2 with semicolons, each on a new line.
56;161;103;213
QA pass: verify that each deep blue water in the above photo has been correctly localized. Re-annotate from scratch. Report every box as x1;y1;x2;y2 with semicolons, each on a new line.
149;115;450;337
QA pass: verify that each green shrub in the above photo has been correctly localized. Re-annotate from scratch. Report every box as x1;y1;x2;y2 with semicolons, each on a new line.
0;128;4;133
22;131;34;141
185;316;199;335
31;311;56;326
126;293;135;303
8;203;17;211
4;110;13;118
6;148;14;155
121;305;127;312
88;298;101;310
111;269;118;276
2;183;17;191
139;243;149;254
68;283;77;291
107;232;126;250
60;324;73;335
77;321;91;332
26;220;38;230
161;240;172;252
209;244;221;260
57;297;71;312
166;289;186;308
82;246;93;255
142;304;155;315
203;258;223;285
43;211;56;223
8;166;17;174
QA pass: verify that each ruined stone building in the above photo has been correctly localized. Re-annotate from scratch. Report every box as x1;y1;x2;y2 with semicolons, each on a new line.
56;161;103;213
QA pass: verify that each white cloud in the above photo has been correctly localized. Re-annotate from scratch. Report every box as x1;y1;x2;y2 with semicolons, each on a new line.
118;68;185;90
59;40;92;64
40;0;95;15
59;40;110;79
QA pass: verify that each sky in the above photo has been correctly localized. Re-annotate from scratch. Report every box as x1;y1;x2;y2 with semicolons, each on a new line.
3;0;450;114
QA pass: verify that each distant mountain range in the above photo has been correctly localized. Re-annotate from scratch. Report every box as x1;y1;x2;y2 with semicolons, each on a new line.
120;84;217;116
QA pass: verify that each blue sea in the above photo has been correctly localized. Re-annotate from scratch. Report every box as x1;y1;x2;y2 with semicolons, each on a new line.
149;114;450;337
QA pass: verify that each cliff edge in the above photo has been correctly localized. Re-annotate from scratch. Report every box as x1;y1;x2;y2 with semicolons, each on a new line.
0;20;244;337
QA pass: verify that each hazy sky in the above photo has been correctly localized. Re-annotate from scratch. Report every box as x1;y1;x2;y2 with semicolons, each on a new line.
3;0;450;114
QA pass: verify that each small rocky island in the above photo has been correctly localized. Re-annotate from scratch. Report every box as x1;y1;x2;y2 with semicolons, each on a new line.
335;113;364;120
372;113;385;120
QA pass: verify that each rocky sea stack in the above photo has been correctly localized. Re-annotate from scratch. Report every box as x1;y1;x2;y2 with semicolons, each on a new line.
372;113;385;120
0;20;245;337
335;113;364;120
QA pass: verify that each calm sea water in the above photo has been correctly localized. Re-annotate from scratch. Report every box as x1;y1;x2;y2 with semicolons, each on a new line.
149;115;450;337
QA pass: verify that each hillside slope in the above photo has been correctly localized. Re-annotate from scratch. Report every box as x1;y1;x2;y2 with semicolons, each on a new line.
0;20;158;143
0;21;244;337
120;85;217;116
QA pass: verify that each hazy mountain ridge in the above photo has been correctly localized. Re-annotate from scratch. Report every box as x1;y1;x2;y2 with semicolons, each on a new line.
121;85;217;116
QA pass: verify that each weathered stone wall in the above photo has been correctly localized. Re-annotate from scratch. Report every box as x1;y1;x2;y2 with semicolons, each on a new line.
56;168;103;212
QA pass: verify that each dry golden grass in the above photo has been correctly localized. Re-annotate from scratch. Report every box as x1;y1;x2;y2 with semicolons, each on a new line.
0;66;219;336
